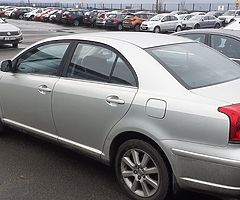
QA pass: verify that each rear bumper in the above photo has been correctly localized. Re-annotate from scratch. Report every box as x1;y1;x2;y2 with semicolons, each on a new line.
105;23;119;29
162;140;240;197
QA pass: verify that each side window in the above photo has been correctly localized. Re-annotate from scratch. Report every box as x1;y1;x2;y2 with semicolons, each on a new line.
111;57;136;87
67;43;117;83
211;35;240;59
171;16;178;21
204;16;209;20
16;43;69;75
181;34;206;43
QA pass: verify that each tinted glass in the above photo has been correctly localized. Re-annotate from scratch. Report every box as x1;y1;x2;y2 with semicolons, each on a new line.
17;43;69;75
181;33;206;43
111;57;136;86
211;35;240;60
147;43;240;89
67;44;117;83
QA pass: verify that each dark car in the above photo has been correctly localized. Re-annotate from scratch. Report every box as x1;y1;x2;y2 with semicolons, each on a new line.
105;13;127;31
11;7;33;19
41;9;58;22
62;10;85;26
83;10;99;27
173;29;240;64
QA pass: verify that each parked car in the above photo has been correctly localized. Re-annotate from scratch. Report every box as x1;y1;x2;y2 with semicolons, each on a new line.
140;14;182;33
34;9;52;21
219;10;240;25
224;18;240;30
1;32;240;200
173;29;240;64
0;18;22;48
105;13;127;30
0;8;5;17
11;7;33;20
41;9;58;22
206;10;224;18
95;12;113;28
83;10;100;27
24;8;43;21
122;12;155;31
49;9;66;24
182;15;222;29
62;9;85;26
170;10;188;15
4;7;15;18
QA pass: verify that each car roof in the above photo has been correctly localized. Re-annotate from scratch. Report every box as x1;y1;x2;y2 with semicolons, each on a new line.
173;29;240;38
42;32;192;49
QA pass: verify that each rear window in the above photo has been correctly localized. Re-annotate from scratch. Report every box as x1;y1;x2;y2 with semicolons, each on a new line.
146;42;240;89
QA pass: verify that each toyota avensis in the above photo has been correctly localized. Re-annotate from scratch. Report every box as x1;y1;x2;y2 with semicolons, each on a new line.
0;32;240;200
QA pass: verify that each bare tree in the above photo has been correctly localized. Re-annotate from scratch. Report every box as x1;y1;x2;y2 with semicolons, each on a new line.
180;0;186;11
156;0;164;13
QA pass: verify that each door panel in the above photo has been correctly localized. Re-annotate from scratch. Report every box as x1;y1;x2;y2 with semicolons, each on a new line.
0;74;58;134
0;41;70;135
52;42;138;153
52;80;137;152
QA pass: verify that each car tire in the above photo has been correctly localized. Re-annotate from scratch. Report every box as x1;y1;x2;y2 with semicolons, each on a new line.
153;26;161;33
214;23;220;29
73;20;80;26
194;24;200;29
12;43;18;48
117;23;123;31
175;26;182;32
19;15;23;20
134;24;140;32
115;139;170;200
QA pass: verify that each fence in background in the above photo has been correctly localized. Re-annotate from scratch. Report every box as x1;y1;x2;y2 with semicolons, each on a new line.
0;2;238;12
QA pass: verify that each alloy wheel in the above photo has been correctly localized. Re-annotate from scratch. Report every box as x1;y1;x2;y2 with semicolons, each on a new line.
121;148;160;197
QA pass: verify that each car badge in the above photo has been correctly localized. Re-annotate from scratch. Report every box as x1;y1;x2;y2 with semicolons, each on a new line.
7;32;11;36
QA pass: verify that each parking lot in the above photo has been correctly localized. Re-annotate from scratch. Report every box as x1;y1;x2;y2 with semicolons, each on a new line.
0;19;230;200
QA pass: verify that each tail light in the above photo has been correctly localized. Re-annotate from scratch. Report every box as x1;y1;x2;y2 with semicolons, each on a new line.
218;104;240;142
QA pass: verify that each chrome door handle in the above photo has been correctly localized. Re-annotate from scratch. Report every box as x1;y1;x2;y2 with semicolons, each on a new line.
38;85;52;94
106;96;125;105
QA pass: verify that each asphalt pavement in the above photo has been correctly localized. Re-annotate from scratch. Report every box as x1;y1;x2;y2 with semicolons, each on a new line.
0;19;227;200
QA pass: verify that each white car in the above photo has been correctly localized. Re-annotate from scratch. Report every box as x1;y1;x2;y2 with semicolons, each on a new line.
0;18;23;48
218;10;240;25
224;18;240;30
140;14;182;33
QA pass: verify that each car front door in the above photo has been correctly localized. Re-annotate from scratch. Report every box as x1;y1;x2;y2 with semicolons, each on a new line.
160;16;171;31
0;41;71;138
52;42;138;156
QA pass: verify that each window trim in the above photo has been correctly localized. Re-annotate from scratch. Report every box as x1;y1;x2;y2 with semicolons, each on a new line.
12;39;75;77
62;40;139;88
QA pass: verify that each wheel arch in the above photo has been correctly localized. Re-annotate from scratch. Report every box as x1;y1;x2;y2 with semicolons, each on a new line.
109;131;173;176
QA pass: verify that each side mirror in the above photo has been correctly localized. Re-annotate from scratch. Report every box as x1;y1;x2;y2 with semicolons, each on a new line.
1;60;13;72
201;18;204;21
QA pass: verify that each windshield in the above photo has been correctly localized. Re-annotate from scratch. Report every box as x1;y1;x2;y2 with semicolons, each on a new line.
224;10;235;16
189;15;203;21
146;43;240;89
150;15;164;21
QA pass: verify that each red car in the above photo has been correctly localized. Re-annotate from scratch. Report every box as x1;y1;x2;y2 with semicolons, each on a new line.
0;8;5;17
34;9;51;21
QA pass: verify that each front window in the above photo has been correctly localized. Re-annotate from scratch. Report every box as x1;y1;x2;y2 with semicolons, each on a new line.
16;42;69;75
146;43;240;89
150;15;164;21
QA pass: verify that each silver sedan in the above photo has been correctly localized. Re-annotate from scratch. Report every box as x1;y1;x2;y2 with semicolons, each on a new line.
0;32;240;200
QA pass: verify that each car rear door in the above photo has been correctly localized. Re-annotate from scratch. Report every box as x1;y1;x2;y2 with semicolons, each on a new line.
52;42;138;156
0;41;71;138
